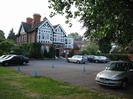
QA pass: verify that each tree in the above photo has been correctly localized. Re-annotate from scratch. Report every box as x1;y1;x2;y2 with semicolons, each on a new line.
68;32;82;41
29;43;43;58
0;40;15;55
98;37;111;53
82;40;99;55
0;30;5;41
7;28;16;41
48;0;133;48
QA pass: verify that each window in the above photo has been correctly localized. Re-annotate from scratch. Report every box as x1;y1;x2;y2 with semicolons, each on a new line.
42;35;44;39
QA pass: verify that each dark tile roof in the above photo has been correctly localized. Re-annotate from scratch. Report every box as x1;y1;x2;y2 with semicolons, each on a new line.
53;24;60;28
30;21;44;31
19;21;45;34
22;22;32;32
17;17;50;35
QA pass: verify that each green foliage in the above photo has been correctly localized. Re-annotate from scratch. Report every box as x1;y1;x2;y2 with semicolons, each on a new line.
12;43;43;58
98;37;111;53
43;46;55;58
43;49;49;58
7;28;16;41
68;32;82;41
106;54;129;61
0;30;5;41
49;0;133;47
29;43;43;58
82;40;99;55
0;40;15;55
11;44;31;56
48;46;55;58
12;43;56;59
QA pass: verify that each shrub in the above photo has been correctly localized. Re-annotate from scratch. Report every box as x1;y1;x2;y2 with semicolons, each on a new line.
48;46;55;58
104;54;129;61
29;43;43;58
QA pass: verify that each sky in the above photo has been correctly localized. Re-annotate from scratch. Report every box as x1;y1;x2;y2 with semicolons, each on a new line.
0;0;86;38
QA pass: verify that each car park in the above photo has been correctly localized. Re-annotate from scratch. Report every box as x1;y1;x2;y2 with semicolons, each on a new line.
96;61;133;88
67;55;86;64
0;55;29;66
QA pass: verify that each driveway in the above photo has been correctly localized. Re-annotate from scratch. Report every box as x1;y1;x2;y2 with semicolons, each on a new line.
11;59;133;98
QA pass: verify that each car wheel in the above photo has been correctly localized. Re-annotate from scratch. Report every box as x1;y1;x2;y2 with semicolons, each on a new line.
77;61;80;64
2;62;8;66
121;80;128;88
95;60;98;63
67;59;70;63
83;61;85;64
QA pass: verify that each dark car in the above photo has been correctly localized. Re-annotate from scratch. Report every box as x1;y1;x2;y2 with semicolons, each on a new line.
87;55;95;62
0;55;29;66
94;56;110;63
96;61;133;88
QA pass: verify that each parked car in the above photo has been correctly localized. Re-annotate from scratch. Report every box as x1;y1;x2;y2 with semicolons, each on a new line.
67;55;86;64
96;61;133;88
93;56;110;63
0;55;29;66
0;55;7;59
87;55;95;62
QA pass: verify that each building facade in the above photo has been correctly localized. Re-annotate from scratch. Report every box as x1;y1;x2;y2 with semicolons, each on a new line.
16;14;73;57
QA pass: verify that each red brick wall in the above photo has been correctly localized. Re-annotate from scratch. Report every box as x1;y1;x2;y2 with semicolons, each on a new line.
128;54;133;61
16;34;27;44
28;31;36;43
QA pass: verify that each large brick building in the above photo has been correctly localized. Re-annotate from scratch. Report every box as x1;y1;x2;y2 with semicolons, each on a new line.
16;14;73;57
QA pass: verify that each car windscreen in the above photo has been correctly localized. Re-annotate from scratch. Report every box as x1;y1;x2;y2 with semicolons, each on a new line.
99;56;107;59
4;56;12;59
72;55;82;58
106;63;128;71
0;55;6;58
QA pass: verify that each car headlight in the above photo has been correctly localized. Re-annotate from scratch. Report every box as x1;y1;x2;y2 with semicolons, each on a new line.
96;73;100;80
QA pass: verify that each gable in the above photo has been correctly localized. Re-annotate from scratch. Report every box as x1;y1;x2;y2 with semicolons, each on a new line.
38;20;54;31
20;25;26;34
37;20;54;43
54;25;67;37
18;22;32;36
18;24;26;35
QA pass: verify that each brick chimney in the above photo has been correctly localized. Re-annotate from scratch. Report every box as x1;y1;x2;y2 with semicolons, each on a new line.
26;17;33;24
33;14;41;25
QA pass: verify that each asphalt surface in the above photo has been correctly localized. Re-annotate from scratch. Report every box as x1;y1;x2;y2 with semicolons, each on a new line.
11;59;133;98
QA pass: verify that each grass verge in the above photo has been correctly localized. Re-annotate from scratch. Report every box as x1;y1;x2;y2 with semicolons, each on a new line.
0;67;128;99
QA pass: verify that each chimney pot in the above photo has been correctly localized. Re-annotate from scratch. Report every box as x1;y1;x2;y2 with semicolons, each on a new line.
33;14;41;25
26;17;33;24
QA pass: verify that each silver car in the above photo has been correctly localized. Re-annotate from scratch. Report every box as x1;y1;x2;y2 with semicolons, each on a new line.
67;55;86;64
96;61;133;88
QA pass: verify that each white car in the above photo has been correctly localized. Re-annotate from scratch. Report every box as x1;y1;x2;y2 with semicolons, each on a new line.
94;56;110;63
67;55;86;64
96;61;133;88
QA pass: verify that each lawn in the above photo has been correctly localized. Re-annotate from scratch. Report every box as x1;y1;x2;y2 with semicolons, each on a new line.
0;67;128;99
